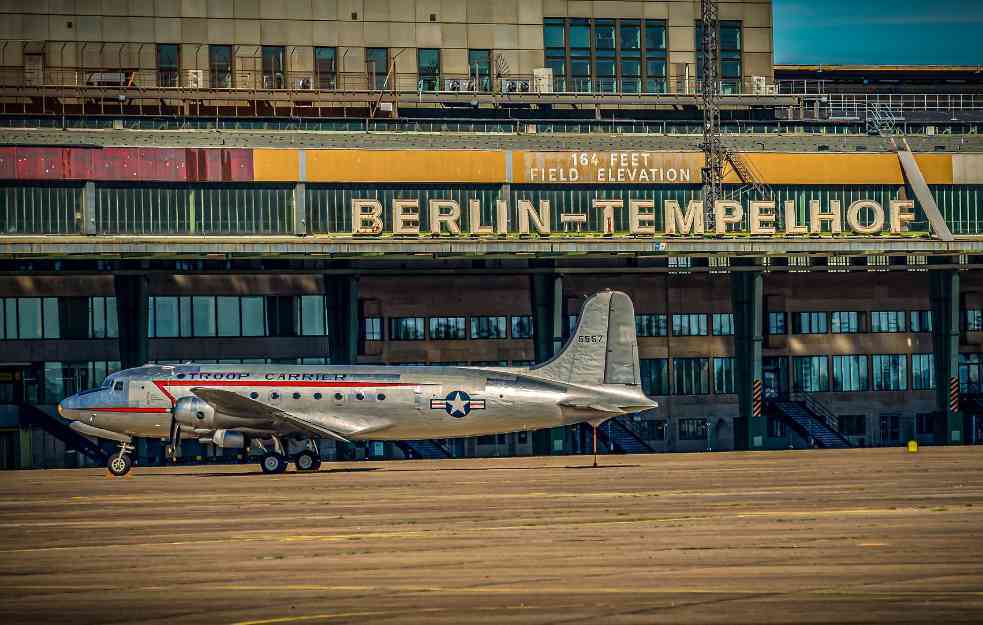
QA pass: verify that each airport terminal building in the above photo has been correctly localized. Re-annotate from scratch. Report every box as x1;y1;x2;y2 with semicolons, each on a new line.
1;0;983;468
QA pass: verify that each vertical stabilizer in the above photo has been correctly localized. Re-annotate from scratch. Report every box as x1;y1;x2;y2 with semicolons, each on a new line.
530;291;641;386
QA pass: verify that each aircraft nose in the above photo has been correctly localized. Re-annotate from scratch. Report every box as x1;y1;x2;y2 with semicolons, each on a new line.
58;395;79;420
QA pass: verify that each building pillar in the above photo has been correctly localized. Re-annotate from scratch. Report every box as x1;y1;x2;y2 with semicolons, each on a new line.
114;274;149;370
530;270;564;454
293;183;307;236
930;261;963;444
82;181;96;235
731;261;765;450
324;274;359;365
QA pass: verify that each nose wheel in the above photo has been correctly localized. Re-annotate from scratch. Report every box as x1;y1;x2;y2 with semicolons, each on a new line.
107;443;135;477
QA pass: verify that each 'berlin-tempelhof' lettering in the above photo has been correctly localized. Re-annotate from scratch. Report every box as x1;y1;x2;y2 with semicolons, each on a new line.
349;198;917;236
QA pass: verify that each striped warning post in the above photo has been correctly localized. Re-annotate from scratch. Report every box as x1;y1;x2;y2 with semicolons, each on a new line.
753;379;763;417
949;376;960;413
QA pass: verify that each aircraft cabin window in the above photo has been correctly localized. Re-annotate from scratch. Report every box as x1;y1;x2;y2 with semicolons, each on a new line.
292;392;301;399
334;392;343;400
313;392;322;400
249;392;259;399
377;393;386;401
270;392;280;400
356;392;365;400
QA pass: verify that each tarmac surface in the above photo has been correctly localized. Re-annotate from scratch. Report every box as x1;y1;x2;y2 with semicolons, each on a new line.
1;447;983;624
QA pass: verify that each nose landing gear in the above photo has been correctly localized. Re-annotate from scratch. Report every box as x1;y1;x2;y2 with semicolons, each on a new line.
107;442;135;477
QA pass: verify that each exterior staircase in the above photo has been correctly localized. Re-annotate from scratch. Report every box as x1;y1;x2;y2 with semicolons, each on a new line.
769;399;851;449
593;417;656;454
397;439;453;459
18;404;110;464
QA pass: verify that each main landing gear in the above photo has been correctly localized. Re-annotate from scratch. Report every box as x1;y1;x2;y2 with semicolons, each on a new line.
107;442;135;477
257;437;321;474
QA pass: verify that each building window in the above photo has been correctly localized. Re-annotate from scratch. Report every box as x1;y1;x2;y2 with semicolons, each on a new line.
831;355;868;392
0;297;59;340
240;297;265;337
792;312;827;334
362;317;382;341
314;47;337;89
912;353;935;390
696;21;742;94
830;311;861;334
429;316;466;340
467;49;491;90
636;313;667;337
638;418;667;441
711;313;734;336
916;413;935;436
157;44;179;87
543;17;666;94
767;311;786;335
910;310;933;333
390;317;425;340
640;358;669;395
297;295;327;336
417;48;440;91
567;314;578;336
470;316;506;339
965;309;982;331
678;418;708;441
871;311;907;333
840;414;866;436
217;296;242;337
88;297;118;339
262;46;285;89
872;354;908;391
672;313;708;337
792;356;829;392
713;357;735;394
510;316;534;339
767;416;786;438
960;353;983;394
673;357;710;395
209;44;233;88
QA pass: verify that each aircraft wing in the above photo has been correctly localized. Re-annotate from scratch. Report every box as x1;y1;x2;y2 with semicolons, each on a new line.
189;387;353;444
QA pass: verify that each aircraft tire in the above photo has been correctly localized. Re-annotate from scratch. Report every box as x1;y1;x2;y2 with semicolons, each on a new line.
260;452;288;474
295;449;321;472
107;453;132;477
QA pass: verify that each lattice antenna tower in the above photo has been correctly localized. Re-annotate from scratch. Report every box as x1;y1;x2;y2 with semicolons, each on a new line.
700;0;723;232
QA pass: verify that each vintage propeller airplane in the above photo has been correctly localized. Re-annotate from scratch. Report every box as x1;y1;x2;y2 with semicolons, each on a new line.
58;290;657;476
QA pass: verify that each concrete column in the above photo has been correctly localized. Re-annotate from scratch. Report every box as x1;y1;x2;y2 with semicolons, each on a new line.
530;272;563;363
293;183;307;236
731;262;765;450
930;262;963;444
82;181;96;235
324;274;359;365
114;274;150;370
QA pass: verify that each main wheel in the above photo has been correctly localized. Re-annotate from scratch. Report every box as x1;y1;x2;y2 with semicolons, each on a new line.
107;453;132;477
295;449;321;472
260;452;288;474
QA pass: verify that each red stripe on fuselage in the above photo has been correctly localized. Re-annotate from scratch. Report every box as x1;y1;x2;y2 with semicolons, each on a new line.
151;379;418;406
86;407;171;413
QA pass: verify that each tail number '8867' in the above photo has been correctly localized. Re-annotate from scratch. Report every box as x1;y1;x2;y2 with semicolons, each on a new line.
578;335;605;344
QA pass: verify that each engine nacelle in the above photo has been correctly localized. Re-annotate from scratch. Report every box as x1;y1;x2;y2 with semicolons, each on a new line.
174;396;216;428
212;429;245;448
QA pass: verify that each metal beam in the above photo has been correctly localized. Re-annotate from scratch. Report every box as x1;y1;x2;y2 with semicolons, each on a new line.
324;274;359;365
113;273;149;369
930;263;963;444
897;140;953;241
731;262;765;450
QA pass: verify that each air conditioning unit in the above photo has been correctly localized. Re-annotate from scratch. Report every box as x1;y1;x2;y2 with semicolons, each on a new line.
532;68;553;94
185;69;204;88
752;75;767;95
765;84;779;95
501;78;530;94
295;78;312;90
444;78;465;92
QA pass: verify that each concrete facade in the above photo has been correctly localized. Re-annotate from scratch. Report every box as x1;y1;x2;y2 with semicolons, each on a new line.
0;0;773;89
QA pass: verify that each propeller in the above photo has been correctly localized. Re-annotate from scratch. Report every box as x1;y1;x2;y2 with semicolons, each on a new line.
167;417;181;462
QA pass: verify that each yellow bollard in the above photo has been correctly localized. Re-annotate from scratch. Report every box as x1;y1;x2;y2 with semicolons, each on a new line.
907;440;918;453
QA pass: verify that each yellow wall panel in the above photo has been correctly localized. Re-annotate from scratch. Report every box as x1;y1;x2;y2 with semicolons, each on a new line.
913;154;953;184
253;148;299;181
735;153;904;185
306;150;506;183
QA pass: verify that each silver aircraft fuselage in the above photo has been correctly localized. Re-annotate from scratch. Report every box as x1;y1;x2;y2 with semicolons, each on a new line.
58;363;653;442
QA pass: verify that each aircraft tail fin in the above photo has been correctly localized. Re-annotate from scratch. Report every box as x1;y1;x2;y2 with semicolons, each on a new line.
530;290;641;387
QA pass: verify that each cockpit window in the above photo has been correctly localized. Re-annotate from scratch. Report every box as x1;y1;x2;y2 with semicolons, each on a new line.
113;381;125;392
78;387;103;396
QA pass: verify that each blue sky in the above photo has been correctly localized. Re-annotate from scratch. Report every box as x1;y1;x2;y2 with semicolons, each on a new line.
774;0;983;65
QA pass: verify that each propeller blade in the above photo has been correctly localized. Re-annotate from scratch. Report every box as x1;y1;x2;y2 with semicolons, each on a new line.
168;419;181;461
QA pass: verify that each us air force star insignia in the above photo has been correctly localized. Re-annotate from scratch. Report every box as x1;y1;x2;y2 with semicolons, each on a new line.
430;390;486;418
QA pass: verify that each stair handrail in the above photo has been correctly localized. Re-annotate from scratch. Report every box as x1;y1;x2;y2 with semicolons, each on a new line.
791;392;840;432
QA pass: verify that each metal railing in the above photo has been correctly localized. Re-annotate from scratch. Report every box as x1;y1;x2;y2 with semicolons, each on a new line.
791;393;841;433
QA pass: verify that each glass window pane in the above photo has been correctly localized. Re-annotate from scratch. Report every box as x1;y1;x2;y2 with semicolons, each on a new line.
241;297;266;337
570;20;590;49
314;47;337;89
106;297;118;338
16;298;42;339
620;21;640;50
300;295;326;336
544;19;565;48
91;297;106;338
43;297;60;339
154;297;179;338
595;20;615;49
262;46;285;88
209;44;233;88
721;22;742;50
645;22;666;50
217;296;241;337
193;296;216;337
